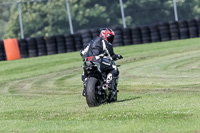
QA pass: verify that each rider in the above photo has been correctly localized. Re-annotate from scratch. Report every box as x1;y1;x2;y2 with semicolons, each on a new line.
80;28;123;96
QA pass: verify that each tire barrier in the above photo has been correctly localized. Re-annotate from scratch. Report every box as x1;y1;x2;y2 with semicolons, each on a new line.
178;20;190;39
0;40;6;61
158;22;171;42
188;19;198;38
112;27;124;47
26;38;38;57
74;33;83;51
77;29;93;48
122;28;132;46
45;36;57;55
169;21;180;40
1;18;200;62
55;35;66;54
150;25;160;43
141;26;151;43
64;34;75;52
197;18;200;37
132;27;142;44
18;39;28;58
90;28;100;38
36;37;47;56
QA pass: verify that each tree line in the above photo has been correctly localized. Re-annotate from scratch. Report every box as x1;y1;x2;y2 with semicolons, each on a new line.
0;0;200;39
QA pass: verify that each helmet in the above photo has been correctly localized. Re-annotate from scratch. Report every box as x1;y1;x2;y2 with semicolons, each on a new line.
100;28;115;43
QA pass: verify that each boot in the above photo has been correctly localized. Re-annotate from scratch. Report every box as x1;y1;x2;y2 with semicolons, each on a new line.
82;88;86;97
106;73;113;89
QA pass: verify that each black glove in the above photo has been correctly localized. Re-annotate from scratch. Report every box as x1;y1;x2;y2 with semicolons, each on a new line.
112;54;123;60
117;54;123;59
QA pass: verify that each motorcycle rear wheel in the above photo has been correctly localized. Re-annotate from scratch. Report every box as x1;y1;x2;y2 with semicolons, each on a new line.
86;77;100;107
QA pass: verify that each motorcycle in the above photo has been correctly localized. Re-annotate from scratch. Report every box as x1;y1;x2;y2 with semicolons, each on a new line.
82;59;120;107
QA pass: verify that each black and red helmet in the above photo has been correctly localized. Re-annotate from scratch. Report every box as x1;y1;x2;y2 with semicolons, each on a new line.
100;28;115;43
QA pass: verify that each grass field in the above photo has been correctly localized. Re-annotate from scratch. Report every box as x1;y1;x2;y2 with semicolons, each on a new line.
0;38;200;133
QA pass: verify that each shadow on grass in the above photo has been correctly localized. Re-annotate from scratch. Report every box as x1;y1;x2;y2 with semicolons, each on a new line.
117;97;141;103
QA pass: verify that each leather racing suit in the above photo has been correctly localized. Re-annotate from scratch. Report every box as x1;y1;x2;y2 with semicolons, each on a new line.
80;36;122;91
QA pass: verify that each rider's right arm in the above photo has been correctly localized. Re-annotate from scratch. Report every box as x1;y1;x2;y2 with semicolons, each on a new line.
112;54;123;61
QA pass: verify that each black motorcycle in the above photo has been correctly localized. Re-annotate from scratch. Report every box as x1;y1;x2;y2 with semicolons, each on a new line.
82;59;120;107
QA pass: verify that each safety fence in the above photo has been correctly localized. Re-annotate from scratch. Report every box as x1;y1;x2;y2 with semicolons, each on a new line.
0;18;200;61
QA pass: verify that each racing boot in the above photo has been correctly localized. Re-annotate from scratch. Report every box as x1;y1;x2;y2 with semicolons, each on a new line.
106;73;113;89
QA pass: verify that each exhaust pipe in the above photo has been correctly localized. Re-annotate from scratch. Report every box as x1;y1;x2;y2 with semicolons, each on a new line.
102;84;109;96
102;84;109;90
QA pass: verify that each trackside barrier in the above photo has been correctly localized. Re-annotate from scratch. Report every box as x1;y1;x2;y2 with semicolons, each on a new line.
0;18;200;62
0;40;6;61
3;38;21;61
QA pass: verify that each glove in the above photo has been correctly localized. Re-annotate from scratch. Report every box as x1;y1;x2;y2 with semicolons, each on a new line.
117;54;123;59
112;54;123;60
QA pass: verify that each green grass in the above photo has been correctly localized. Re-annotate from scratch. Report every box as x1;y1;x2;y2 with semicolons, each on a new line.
1;38;200;133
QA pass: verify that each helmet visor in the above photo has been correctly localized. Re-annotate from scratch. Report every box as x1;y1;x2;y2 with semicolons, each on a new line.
107;34;114;43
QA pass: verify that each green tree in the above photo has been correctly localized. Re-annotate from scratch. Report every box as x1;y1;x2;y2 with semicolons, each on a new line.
0;0;19;39
4;0;70;39
176;0;200;20
0;1;13;39
4;0;119;39
70;0;121;31
123;0;200;27
123;0;176;27
3;0;200;39
4;0;123;39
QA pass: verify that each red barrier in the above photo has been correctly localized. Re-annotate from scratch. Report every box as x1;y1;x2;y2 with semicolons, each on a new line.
4;38;21;61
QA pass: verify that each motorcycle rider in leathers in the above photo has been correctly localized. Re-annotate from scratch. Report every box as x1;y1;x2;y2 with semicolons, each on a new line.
80;28;123;96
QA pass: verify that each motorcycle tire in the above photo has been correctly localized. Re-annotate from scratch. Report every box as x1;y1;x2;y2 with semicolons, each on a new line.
86;77;100;107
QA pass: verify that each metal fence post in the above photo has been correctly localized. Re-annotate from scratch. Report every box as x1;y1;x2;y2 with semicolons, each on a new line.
173;0;178;21
18;0;24;39
65;0;74;34
119;0;126;28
